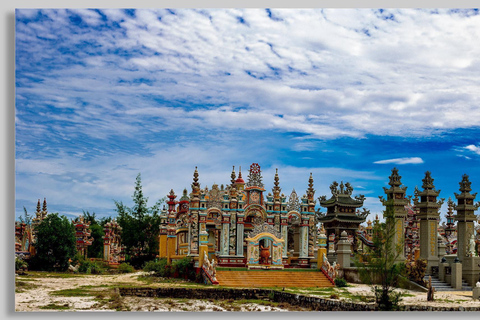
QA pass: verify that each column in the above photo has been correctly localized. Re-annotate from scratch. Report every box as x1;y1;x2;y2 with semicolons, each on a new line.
236;215;244;256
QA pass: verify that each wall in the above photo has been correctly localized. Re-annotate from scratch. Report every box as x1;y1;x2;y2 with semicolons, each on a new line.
119;287;480;311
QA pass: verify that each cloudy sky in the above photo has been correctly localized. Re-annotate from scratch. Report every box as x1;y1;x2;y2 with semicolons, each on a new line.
15;8;480;222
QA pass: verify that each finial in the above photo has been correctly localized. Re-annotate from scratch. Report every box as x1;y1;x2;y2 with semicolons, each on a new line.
42;198;48;215
459;174;472;193
388;167;402;187
308;173;314;194
231;165;236;186
422;171;435;190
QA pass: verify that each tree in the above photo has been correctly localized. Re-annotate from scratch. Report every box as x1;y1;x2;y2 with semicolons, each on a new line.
31;213;77;271
81;210;104;259
355;203;405;310
115;173;165;267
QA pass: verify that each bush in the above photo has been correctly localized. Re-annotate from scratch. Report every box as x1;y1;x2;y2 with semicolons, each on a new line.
143;258;171;277
405;259;427;287
334;277;348;287
118;262;135;273
172;257;195;280
78;260;104;274
15;256;28;272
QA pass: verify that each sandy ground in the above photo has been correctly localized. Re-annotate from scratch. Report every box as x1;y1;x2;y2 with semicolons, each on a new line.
340;283;480;308
15;272;480;312
14;272;298;312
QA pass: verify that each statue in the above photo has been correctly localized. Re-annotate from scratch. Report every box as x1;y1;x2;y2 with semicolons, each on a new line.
468;233;476;257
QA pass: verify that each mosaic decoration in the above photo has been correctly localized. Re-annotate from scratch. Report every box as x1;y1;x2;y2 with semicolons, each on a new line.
246;163;264;188
248;219;282;239
207;184;222;209
286;189;301;212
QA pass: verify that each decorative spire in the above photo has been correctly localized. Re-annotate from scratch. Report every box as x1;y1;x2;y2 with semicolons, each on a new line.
180;188;189;201
286;188;301;212
246;163;264;188
388;167;402;187
238;166;243;180
447;197;455;213
272;168;281;194
230;166;236;187
191;166;200;191
459;174;472;193
36;199;41;216
422;171;435;190
307;172;314;194
42;198;48;216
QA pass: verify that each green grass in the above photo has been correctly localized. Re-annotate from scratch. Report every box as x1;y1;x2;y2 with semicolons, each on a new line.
39;303;71;310
15;279;39;293
50;285;110;297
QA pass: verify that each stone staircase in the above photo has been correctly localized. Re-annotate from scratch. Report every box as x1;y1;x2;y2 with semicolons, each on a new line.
215;270;334;288
424;275;472;291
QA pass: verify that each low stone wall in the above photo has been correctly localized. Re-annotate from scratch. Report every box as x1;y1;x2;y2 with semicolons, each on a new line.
119;287;375;311
119;287;480;311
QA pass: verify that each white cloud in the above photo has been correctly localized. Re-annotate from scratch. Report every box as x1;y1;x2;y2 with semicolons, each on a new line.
464;144;480;155
373;157;424;165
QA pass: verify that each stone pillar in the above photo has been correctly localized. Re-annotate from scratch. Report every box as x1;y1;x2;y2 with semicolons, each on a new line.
103;243;110;262
299;220;309;258
451;262;463;290
236;217;244;256
454;174;478;260
221;215;230;256
159;227;167;258
461;256;480;287
415;171;444;273
439;262;449;282
336;231;352;269
317;230;327;265
281;216;288;258
380;168;409;263
198;230;209;267
473;286;480;300
437;234;447;263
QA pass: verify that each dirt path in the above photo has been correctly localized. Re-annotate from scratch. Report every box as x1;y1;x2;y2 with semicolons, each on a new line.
14;272;300;312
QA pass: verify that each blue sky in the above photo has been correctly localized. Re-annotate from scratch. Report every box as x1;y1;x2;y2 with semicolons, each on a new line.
15;8;480;223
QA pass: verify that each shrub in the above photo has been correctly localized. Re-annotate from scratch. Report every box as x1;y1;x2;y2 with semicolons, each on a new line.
334;277;348;287
143;258;171;277
405;259;427;287
118;262;135;273
172;257;195;280
15;256;28;272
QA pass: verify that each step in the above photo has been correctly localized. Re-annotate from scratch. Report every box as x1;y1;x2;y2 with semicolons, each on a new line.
424;275;473;291
216;270;334;288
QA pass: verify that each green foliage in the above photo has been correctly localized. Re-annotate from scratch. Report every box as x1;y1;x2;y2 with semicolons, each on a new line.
172;257;195;280
143;258;171;277
143;257;195;280
30;213;77;271
115;173;165;268
78;259;104;274
355;203;405;311
118;262;135;273
73;254;108;274
334;277;348;287
81;211;105;259
15;256;28;271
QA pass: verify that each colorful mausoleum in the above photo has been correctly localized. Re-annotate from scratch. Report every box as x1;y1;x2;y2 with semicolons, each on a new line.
158;163;339;269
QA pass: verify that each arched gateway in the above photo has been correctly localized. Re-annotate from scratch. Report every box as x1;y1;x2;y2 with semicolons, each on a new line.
245;218;284;269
